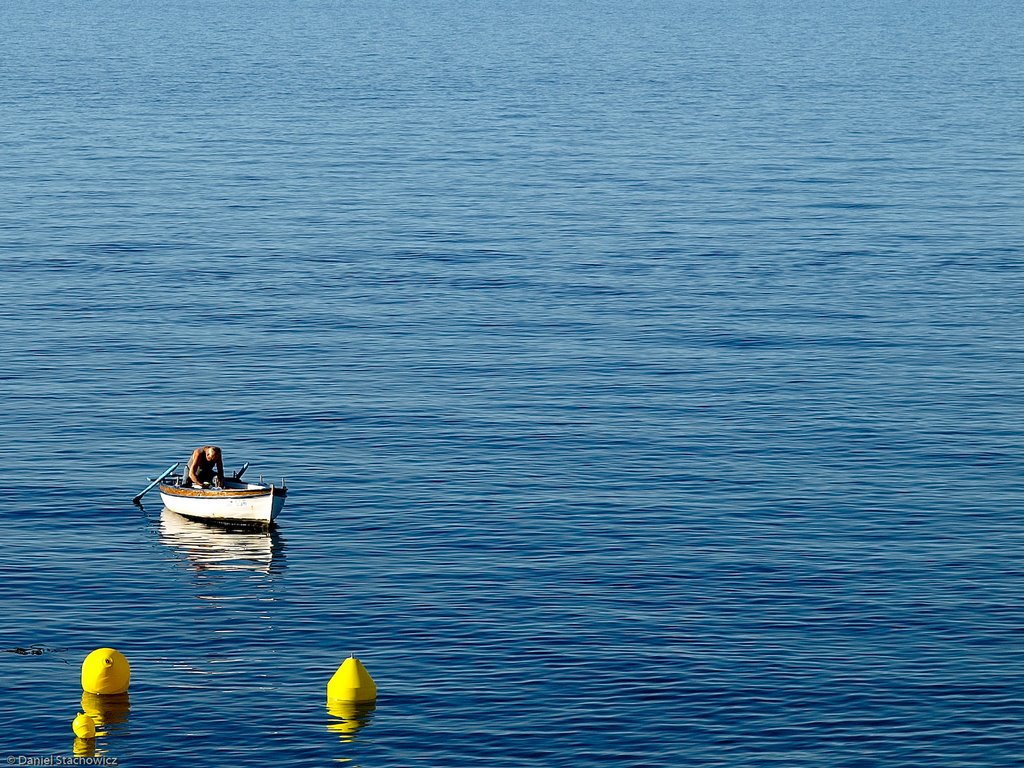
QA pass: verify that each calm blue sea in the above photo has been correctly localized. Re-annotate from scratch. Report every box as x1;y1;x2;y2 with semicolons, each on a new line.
2;0;1023;765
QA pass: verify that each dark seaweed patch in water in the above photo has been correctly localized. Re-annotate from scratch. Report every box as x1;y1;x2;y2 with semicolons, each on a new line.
3;644;66;658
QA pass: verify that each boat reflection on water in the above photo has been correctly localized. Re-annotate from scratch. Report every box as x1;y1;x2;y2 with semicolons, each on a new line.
159;509;285;575
326;700;376;742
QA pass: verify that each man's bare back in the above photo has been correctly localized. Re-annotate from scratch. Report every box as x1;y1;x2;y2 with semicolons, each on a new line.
187;445;225;488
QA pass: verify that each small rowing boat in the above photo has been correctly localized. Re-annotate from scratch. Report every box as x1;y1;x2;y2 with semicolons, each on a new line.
150;461;286;526
134;461;286;527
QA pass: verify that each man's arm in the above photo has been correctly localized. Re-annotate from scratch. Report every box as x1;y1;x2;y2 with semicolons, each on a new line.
186;448;203;485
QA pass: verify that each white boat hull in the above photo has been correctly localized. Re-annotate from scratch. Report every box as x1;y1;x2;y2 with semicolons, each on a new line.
158;480;286;526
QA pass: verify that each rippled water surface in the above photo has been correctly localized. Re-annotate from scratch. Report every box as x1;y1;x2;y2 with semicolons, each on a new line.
2;1;1023;765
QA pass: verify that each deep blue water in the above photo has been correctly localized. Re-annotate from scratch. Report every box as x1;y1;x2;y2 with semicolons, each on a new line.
2;0;1024;765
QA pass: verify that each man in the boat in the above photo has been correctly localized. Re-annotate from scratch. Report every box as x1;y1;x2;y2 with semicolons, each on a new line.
186;445;225;488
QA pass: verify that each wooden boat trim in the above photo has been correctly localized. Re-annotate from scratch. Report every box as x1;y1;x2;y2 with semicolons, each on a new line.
158;484;283;499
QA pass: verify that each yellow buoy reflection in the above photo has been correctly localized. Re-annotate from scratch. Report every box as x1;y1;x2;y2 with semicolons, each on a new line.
72;737;96;757
81;691;130;732
326;699;376;742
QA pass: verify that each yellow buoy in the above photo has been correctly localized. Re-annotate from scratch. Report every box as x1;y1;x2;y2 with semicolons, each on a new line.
327;655;377;702
72;712;96;739
81;648;131;695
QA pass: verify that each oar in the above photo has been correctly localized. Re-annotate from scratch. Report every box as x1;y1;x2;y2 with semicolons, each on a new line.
132;462;179;506
232;462;249;481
